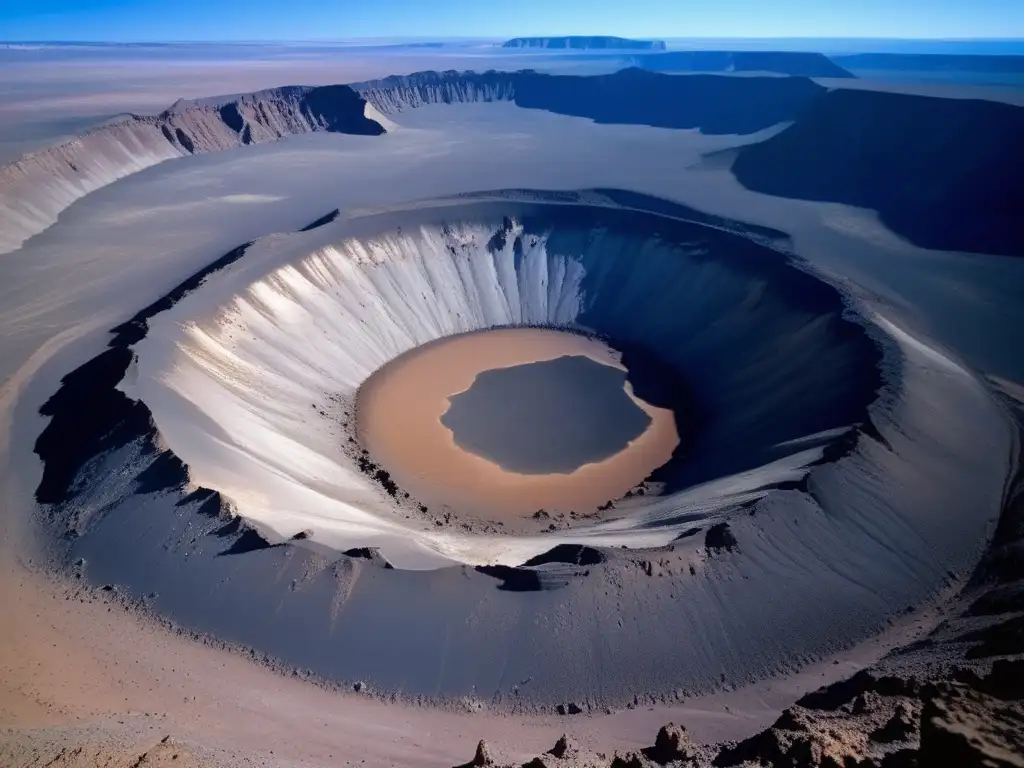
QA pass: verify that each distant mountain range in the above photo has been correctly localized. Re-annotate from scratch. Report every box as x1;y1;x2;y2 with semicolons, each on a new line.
502;36;667;51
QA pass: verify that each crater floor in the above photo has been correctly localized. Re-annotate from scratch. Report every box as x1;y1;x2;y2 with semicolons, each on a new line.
357;327;677;525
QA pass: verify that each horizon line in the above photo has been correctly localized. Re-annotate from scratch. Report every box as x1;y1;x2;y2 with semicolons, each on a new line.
3;35;1024;45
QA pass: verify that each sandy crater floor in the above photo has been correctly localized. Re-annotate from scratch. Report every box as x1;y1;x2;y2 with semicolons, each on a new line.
356;328;678;524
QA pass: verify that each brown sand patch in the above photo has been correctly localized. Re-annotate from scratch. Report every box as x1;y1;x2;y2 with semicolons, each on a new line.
355;328;680;522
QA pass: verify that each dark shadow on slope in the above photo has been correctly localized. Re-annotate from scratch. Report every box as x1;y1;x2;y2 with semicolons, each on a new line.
520;544;605;568
514;69;825;135
300;85;386;135
300;209;341;232
33;347;153;505
343;547;395;569
218;528;274;556
218;102;246;135
475;565;544;591
475;564;586;592
134;449;189;495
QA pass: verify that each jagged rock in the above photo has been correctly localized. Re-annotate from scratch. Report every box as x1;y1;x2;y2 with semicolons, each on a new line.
713;718;863;767
798;671;915;711
643;723;696;764
548;734;574;759
466;740;493;767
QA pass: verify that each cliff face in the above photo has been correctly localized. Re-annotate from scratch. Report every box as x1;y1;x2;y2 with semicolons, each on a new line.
356;68;825;135
637;50;855;78
353;70;518;113
502;36;666;51
0;85;383;255
732;88;1024;256
6;67;1022;260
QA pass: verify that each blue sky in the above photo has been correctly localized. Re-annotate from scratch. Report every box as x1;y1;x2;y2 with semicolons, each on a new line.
1;0;1022;42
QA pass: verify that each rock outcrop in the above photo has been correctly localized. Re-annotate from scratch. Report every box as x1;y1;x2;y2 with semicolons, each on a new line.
451;664;1024;767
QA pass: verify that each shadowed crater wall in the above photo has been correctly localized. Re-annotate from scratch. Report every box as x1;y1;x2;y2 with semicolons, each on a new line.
732;87;1024;256
356;68;826;135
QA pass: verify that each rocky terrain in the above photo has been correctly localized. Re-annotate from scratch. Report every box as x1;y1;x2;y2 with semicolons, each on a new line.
456;662;1024;767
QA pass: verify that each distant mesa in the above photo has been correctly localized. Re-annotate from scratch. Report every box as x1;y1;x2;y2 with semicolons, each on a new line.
502;36;667;51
